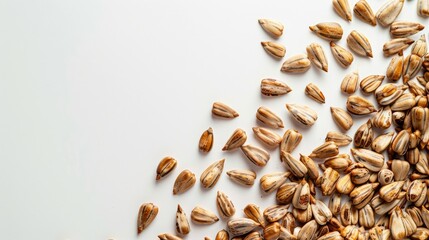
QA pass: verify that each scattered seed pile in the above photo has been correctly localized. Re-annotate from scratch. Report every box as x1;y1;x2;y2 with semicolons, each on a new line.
139;0;429;239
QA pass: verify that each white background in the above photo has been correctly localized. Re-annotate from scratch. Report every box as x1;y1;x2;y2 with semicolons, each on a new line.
0;0;427;239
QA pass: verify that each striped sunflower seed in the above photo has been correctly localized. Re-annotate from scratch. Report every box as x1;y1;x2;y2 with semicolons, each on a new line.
383;38;414;56
258;19;283;38
281;54;311;73
317;167;340;196
330;41;354;67
223;128;247;151
293;205;313;223
286;104;318;126
346;95;376;115
402;54;423;83
173;170;196;195
341;70;359;94
199;127;214;153
351;167;371;185
243;231;262;240
299;154;319;180
297;220;317;240
260;78;292;96
408;79;426;96
372;132;394;153
292;179;310;210
406;180;425;202
375;83;407;106
241;144;270;167
306;43;329;72
376;0;404;27
360;75;385;94
349;183;378;208
310;141;339;158
336;173;355;194
227;218;260;236
263;222;281;240
212;102;239;118
390;92;416;111
226;169;256;186
261;41;286;58
282;212;295;234
200;159;225;189
390;21;425;38
280;129;302;153
280;151;308;177
264;204;289;223
324;154;351;171
311;196;333;225
386;53;404;81
216;191;235;218
329;192;342;216
191;206;219;224
379;181;404;202
309;22;343;41
137;203;159;234
252;127;281;147
372;106;392;129
354;0;376;26
354;120;373;148
156;156;177;180
158;234;183;240
418;0;429;17
359;205;375;228
244;204;266;227
340;201;358;225
333;0;352;21
390;129;410;155
276;182;298;204
325;131;352;146
176;205;190;235
347;30;373;57
260;172;289;193
305;83;325;103
256;106;284;128
216;230;229;240
390;206;406;240
351;148;384;172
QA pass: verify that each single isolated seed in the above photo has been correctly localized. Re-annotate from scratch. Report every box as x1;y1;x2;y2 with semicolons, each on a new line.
330;106;353;130
359;75;384;94
306;43;329;72
200;159;225;189
191;206;219;224
286;104;318;126
330;41;354;67
325;131;352;146
340;70;359;94
375;0;404;27
226;169;256;186
227;218;260;236
137;203;159;234
156;156;177;180
309;22;343;41
216;191;236;218
386;53;404;81
346;30;373;57
333;0;352;21
383;38;414;56
223;128;247;151
241;144;270;167
252;127;282;147
173;169;196;195
390;21;425;38
305;83;326;103
281;54;311;73
199;127;214;153
261;41;286;58
256;106;284;128
260;78;292;96
346;95;376;115
176;205;190;235
258;19;284;38
280;129;302;153
212;102;239;118
353;0;376;26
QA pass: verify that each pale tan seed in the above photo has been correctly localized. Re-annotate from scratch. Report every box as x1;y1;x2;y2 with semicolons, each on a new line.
276;182;298;204
309;141;339;158
280;129;302;153
350;148;384;171
408;79;426;96
263;222;281;240
281;212;296;233
346;95;376;115
226;169;256;186
243;231;262;240
244;204;266;227
305;83;326;103
329;192;342;216
311;196;333;225
223;128;247;151
347;30;373;57
260;172;290;193
280;151;308;178
376;0;404;27
379;181;404;202
354;0;376;26
212;102;239;118
176;205;190;235
330;41;354;67
297;220;317;240
281;54;311;73
292;179;310;209
412;34;427;58
252;127;282;147
407;180;425;202
371;132;394;153
241;144;270;167
199;127;214;153
378;169;394;186
372;106;392;129
359;205;375;228
323;154;352;171
299;154;319;180
260;78;292;96
306;43;329;72
264;204;289;223
390;21;425;38
336;173;355;194
261;41;286;58
349;183;378;208
173;170;196;195
325;131;352;146
317;167;340;196
390;206;407;240
158;234;183;240
137;203;159;234
333;0;352;21
286;104;318;126
331;107;353;131
383;38;414;56
156;156;177;180
227;218;260;236
418;0;429;17
350;167;371;184
341;70;359;94
375;83;407;106
216;191;236;218
340;201;358;225
200;159;225;189
309;22;343;41
354;120;373;148
403;54;423;83
258;19;283;38
360;75;384;94
191;206;219;224
391;160;410;181
292;205;313;223
390;129;410;155
386;53;404;81
256;106;284;128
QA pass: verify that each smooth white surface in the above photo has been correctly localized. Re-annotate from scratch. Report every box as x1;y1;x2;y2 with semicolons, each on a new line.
0;0;428;239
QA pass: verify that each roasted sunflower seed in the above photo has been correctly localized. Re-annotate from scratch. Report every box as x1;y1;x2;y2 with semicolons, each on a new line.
156;156;177;180
137;203;159;234
260;78;292;96
305;83;326;103
330;41;354;67
258;19;284;38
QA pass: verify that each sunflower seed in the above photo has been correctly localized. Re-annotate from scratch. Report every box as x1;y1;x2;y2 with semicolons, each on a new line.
325;131;352;146
360;75;384;94
199;127;214;153
386;53;404;81
243;231;262;240
228;218;260;236
200;159;225;189
276;182;298;204
263;222;281;240
260;172;290;193
311;196;333;225
309;22;343;41
390;129;410;155
191;206;219;224
216;191;235;218
351;167;371;184
137;203;158;234
158;234;183;240
223;128;247;151
176;205;190;235
407;207;424;227
330;41;354;67
346;95;376;115
354;120;373;148
299;154;319;180
403;54;423;83
350;148;384;171
411;228;429;240
350;183;378;208
318;167;340;196
281;54;311;73
383;38;414;56
378;169;394;186
372;106;392;129
241;144;270;167
260;78;292;96
336;173;355;194
306;43;329;72
297;219;317;240
252;127;281;147
212;102;239;118
354;0;376;26
376;0;404;27
292;179;310;210
379;181;404;202
173;170;196;195
340;201;359;225
280;151;308;178
347;30;373;57
359;205;375;228
372;132;394;153
264;204;289;223
330;106;353;130
261;41;286;58
318;231;343;240
293;206;313;224
286;104;318;126
333;0;352;21
226;169;256;186
376;83;407;106
216;230;229;240
256;106;284;128
412;35;427;58
391;92;416;111
418;0;429;17
244;204;266;227
258;19;284;38
280;129;302;153
390;206;406;240
391;21;425;38
329;192;342;216
368;227;390;240
407;180;425;202
156;156;177;180
341;70;359;94
305;83;326;103
310;141;339;158
324;154;352;171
